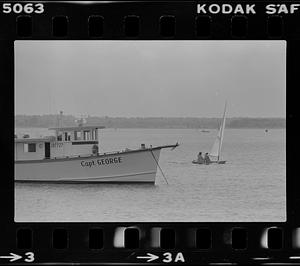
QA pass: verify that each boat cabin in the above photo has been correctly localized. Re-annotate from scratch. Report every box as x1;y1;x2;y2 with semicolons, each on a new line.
14;125;105;161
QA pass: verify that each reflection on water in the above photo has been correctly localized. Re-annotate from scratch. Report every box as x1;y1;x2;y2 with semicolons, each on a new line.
15;128;286;222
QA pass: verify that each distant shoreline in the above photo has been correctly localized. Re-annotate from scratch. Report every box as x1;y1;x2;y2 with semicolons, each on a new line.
15;115;286;129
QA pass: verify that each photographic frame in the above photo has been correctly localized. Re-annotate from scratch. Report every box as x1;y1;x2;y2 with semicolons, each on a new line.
0;0;299;264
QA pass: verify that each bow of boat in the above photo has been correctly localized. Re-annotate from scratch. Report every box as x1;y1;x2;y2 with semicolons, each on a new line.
151;142;179;151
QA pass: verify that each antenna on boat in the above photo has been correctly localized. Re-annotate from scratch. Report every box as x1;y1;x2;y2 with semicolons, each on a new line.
150;150;169;185
59;110;63;128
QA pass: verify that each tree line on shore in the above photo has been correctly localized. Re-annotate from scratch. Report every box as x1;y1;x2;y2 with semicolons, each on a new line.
15;114;286;129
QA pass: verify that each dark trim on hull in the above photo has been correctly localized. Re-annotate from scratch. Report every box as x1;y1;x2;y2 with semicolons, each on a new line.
72;141;98;145
15;180;155;184
15;144;177;164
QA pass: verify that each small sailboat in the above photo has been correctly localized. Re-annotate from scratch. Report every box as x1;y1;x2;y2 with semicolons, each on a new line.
193;102;227;165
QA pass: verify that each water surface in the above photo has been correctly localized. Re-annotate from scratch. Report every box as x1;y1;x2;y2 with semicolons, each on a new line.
15;128;286;222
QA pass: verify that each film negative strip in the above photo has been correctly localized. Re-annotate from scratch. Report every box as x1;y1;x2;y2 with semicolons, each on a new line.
0;0;299;264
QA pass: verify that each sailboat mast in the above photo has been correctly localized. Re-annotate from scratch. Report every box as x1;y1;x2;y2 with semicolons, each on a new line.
217;102;227;161
217;122;221;162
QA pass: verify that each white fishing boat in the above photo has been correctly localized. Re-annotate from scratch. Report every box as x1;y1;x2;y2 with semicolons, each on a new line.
193;102;227;165
15;121;178;183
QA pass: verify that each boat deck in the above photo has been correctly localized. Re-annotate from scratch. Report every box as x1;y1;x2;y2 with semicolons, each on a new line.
15;144;179;163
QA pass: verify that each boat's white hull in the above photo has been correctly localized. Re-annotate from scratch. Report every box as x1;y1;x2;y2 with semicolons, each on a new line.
15;148;161;183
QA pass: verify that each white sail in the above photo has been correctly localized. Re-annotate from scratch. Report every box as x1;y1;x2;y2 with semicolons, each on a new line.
209;102;227;160
209;134;221;158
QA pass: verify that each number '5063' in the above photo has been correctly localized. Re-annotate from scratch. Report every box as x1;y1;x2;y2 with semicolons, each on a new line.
2;3;44;14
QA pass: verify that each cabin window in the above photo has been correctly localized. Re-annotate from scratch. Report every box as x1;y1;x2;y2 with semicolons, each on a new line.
75;131;82;140
84;130;91;140
28;143;36;152
24;143;36;152
57;131;63;141
92;130;97;140
64;132;71;141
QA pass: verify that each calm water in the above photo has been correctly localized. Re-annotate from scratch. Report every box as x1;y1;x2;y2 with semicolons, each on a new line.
15;128;286;222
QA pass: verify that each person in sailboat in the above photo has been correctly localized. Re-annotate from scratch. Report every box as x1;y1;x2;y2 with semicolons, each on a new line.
196;152;204;164
204;152;211;165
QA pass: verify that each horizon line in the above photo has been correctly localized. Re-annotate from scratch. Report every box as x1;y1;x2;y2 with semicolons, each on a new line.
14;114;286;119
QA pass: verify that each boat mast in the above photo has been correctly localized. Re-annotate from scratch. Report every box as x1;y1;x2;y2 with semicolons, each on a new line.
217;102;227;162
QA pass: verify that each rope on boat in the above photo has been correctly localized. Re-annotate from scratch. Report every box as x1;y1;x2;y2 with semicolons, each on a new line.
150;149;169;185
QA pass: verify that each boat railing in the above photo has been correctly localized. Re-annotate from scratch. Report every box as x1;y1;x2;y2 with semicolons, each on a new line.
48;144;178;160
49;150;128;160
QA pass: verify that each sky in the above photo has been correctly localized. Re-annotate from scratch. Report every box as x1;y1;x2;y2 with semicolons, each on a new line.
15;40;286;118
